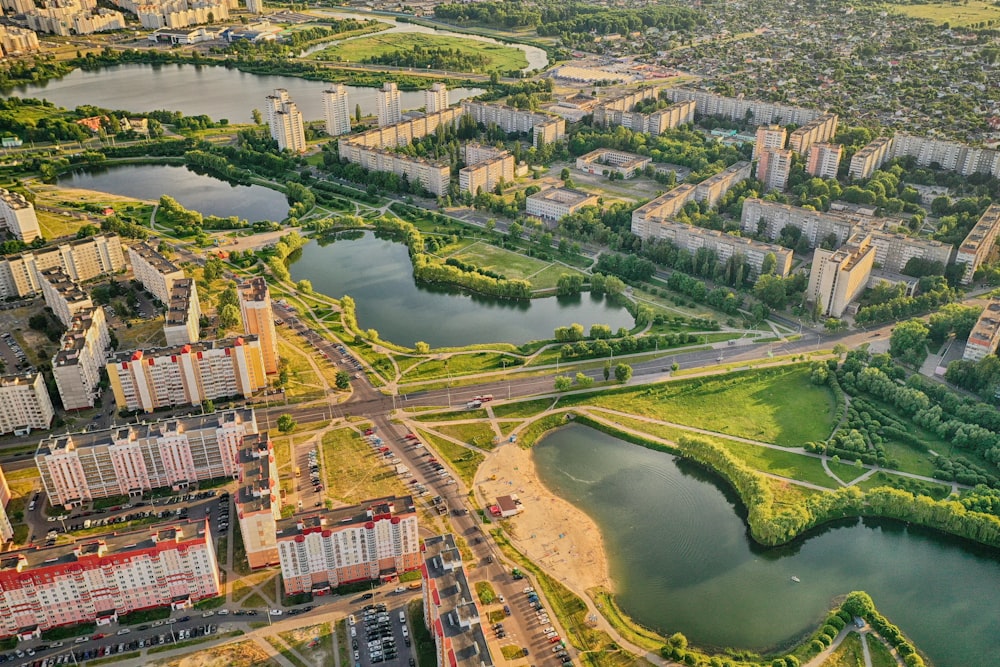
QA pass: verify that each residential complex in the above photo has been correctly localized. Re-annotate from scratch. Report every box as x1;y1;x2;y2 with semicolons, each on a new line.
127;241;184;305
459;148;514;196
662;87;823;127
0;521;219;639
0;233;126;299
378;82;402;127
694;161;753;207
35;409;258;507
52;307;111;411
591;88;695;136
111;0;230;30
238;277;279;374
632;162;754;237
425;83;449;114
24;0;126;36
0;25;39;58
963;299;1000;362
322;85;352;137
0;373;54;437
575;148;651;179
848;137;892;180
888;133;1000;178
421;534;495;667
245;0;262;13
266;89;306;154
235;432;281;569
39;267;93;328
276;496;421;596
526;187;599;221
656;219;793;278
787;113;839;155
0;188;41;243
808;233;877;318
163;278;201;346
460;101;565;148
955;204;1000;284
756;147;793;191
107;337;267;413
806;143;843;180
753;124;787;159
0;466;12;542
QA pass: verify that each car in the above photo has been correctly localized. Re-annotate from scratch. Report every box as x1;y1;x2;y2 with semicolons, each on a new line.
179;616;190;622
523;648;530;657
361;593;375;600
503;605;511;616
394;587;405;593
74;638;88;645
270;609;283;616
201;611;215;618
217;609;229;616
116;629;131;636
166;618;177;625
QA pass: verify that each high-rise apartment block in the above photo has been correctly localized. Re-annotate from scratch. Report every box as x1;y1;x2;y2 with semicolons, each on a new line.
425;83;449;114
0;188;41;243
460;101;565;148
956;204;1000;284
0;521;219;639
127;241;184;305
0;373;54;436
265;89;289;129
662;88;823;127
266;89;306;153
753;124;787;159
163;277;201;346
646;218;793;278
322;85;352;137
238;277;278;374
889;133;1000;178
53;308;111;411
107;337;267;413
806;143;843;180
849;137;892;180
24;2;126;36
121;0;231;30
36;409;258;507
591;87;695;136
378;82;402;127
808;232;877;318
245;0;262;13
277;497;421;596
460;146;514;195
0;465;13;541
39;267;93;327
787;113;839;155
756;148;793;191
963;299;1000;362
0;233;125;299
0;25;40;57
235;432;281;569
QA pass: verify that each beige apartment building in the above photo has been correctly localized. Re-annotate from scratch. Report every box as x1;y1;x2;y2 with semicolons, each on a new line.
956;204;1000;284
848;137;892;180
0;188;41;243
460;101;565;148
238;277;279;374
753;124;787;159
235;432;281;569
378;82;402;127
35;408;257;506
460;152;515;195
694;161;753;207
107;337;267;413
0;465;12;541
787;113;839;155
425;82;449;114
808;233;877;318
39;267;93;327
575;148;651;179
53;308;111;411
662;88;822;127
963;299;1000;362
0;233;125;299
0;372;54;436
654;219;793;278
127;241;184;305
322;84;352;137
806;143;843;180
757;147;793;191
163;278;201;346
591;87;695;136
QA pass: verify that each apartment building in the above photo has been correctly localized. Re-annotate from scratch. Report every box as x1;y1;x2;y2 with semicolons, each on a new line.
963;299;1000;362
787;113;839;155
35;408;257;506
245;0;262;13
422;534;495;667
575;148;651;179
124;0;229;29
277;497;421;596
662;88;822;127
235;432;281;569
631;184;697;238
956;204;1000;284
460;101;565;148
53;308;111;411
756;148;793;191
0;0;35;16
0;521;219;639
322;85;352;137
694;161;752;208
849;137;892;180
0;188;41;243
238;277;278;374
808;233;877;318
0;373;54;437
526;188;598;221
753;124;786;159
459;152;514;195
425;83;449;114
25;4;126;36
889;133;1000;178
39;267;93;328
591;88;695;136
653;219;793;278
127;241;184;305
868;228;952;276
0;465;12;542
266;90;306;154
464;143;506;166
0;25;39;58
0;234;126;299
163;278;201;346
806;143;843;180
378;82;402;127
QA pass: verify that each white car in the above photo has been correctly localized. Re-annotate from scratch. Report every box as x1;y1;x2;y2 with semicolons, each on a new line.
116;628;131;636
217;609;229;615
270;609;283;616
348;614;356;626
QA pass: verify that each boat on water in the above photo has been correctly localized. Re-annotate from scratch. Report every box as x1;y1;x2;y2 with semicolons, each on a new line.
791;576;801;583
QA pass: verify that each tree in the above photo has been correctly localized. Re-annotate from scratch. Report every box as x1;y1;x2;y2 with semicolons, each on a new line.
202;399;214;414
277;413;296;432
251;108;263;125
335;370;351;389
218;283;239;310
890;319;930;366
761;252;777;276
603;362;611;381
355;104;362;123
554;375;573;391
414;341;430;354
218;303;241;331
296;279;313;294
560;167;570;181
614;363;633;383
574;372;593;388
203;256;223;281
754;273;789;309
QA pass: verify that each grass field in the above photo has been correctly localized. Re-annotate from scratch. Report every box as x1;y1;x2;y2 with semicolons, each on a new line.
448;242;585;288
277;338;325;401
887;0;1000;26
821;631;863;667
856;471;952;500
433;422;498;449
826;458;866;484
866;634;898;667
416;428;484;485
491;398;557;419
115;316;166;350
321;427;412;503
401;351;520;382
562;365;837;447
311;33;527;73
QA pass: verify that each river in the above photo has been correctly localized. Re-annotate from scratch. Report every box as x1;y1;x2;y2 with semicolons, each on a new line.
288;232;633;348
533;425;1000;667
4;64;483;124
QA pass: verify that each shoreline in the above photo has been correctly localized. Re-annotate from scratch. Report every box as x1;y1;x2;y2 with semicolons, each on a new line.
475;441;612;593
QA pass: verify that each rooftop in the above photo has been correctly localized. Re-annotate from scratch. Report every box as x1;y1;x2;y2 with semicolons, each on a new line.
0;188;32;211
527;187;597;207
40;267;90;303
129;242;181;276
235;432;276;514
165;278;197;326
968;299;1000;349
275;495;415;538
109;335;258;365
54;308;103;367
0;372;42;389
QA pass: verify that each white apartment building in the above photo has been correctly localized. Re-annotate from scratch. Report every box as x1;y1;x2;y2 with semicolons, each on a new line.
277;497;421;595
25;5;126;36
956;204;1000;284
0;188;41;243
806;143;843;180
787;113;839;155
0;25;40;57
753;124;786;159
36;408;257;506
53;308;111;411
459;152;514;195
265;89;290;130
652;219;793;278
526;187;599;221
268;91;306;153
889;133;1000;178
322;85;352;137
245;0;262;13
238;277;278;374
757;147;793;191
378;82;402;127
107;337;267;413
591;87;695;136
808;233;877;318
127;241;185;305
39;267;93;328
464;143;507;166
0;522;219;639
963;299;1000;362
163;277;201;346
849;137;892;180
235;433;281;569
0;233;125;299
425;83;449;114
0;373;54;436
575;148;651;179
460;101;565;148
662;88;823;127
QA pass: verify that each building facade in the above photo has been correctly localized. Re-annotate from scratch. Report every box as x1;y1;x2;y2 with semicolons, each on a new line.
378;82;402;127
0;521;219;638
459;151;514;195
0;188;41;243
753;124;786;159
806;143;843;180
756;147;793;191
0;25;40;57
163;278;201;346
35;409;257;506
127;242;184;305
591;88;695;136
653;219;793;278
694;161;752;207
526;188;598;221
0;234;125;299
39;267;93;328
460;101;565;148
956;204;1000;284
322;85;352;137
277;497;421;596
53;308;111;411
238;277;278;375
575;148;651;179
424;83;448;114
0;373;54;437
787;113;839;155
848;137;892;180
662;88;822;127
963;299;1000;362
235;432;281;569
0;465;12;542
808;233;877;318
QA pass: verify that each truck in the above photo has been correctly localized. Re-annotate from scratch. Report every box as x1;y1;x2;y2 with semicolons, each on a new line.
466;400;482;409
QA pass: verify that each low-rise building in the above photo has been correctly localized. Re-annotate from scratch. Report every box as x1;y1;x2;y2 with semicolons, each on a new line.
35;408;257;507
956;204;1000;284
52;308;111;411
0;188;40;244
163;278;201;346
808;232;877;318
235;432;281;569
277;497;421;596
526;187;599;221
127;242;184;305
0;521;219;639
963;299;1000;362
0;373;54;437
575;148;651;179
39;267;93;328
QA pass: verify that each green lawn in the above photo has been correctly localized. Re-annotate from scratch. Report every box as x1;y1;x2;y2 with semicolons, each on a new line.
887;0;1000;26
821;631;863;667
491;398;556;419
433;422;498;449
527;264;588;292
448;242;563;282
400;351;520;382
866;634;898;667
310;32;527;73
562;365;837;446
856;471;952;500
826;459;866;484
416;428;484;485
321;427;413;504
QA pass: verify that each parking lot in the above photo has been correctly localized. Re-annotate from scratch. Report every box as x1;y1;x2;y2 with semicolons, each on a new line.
349;599;416;667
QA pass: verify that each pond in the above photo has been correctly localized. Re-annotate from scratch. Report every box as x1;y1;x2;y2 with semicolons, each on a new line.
533;424;1000;667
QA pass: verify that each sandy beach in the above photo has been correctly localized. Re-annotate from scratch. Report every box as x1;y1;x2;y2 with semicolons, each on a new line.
475;441;612;593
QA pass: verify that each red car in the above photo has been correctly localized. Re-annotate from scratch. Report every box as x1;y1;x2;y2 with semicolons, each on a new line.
364;428;375;436
405;433;417;439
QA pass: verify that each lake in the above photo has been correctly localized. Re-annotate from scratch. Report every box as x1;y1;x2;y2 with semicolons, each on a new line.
5;64;484;124
533;425;1000;667
58;163;290;222
288;232;634;348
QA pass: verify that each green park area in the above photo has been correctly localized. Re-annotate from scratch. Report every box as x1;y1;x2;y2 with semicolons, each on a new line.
447;241;587;289
309;33;528;73
886;0;1000;26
